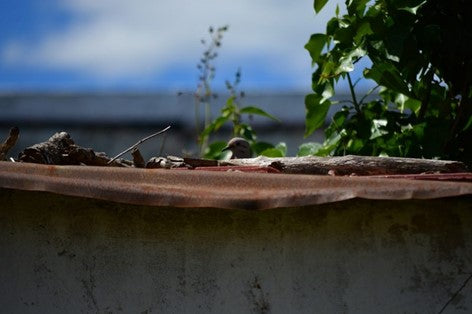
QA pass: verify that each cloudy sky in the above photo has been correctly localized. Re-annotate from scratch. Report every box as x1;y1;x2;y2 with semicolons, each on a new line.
0;0;344;92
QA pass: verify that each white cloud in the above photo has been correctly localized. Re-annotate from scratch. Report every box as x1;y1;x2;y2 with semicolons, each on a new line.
1;0;342;88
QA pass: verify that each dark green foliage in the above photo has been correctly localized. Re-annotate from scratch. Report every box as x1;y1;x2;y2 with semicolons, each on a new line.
304;0;472;165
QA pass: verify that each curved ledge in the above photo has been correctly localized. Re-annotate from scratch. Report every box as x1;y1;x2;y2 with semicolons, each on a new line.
1;161;471;210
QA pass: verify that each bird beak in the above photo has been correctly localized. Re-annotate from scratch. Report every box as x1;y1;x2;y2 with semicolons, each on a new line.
221;145;230;152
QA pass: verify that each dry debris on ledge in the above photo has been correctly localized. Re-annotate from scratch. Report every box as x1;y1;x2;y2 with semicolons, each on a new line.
3;128;470;177
17;132;133;167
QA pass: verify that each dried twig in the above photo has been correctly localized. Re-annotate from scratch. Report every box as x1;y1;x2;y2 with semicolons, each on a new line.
159;132;168;156
107;125;171;164
0;127;19;161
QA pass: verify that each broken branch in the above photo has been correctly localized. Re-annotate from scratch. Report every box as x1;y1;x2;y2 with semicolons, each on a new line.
108;125;171;164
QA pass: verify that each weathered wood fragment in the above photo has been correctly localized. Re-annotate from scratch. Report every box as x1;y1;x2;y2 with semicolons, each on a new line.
183;157;219;168
132;148;145;168
146;156;187;169
219;155;468;175
0;127;19;161
18;132;131;167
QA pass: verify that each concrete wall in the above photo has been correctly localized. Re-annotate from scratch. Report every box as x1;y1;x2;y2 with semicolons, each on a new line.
1;188;471;313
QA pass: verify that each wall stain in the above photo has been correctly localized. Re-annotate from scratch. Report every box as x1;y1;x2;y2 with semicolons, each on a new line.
81;256;99;313
245;275;271;314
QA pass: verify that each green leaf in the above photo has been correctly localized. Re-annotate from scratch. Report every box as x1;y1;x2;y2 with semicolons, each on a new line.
337;47;366;73
327;17;340;36
370;119;388;139
305;94;331;137
314;81;334;103
314;0;329;13
412;122;426;138
354;22;373;44
260;148;283;158
275;142;287;156
346;138;364;153
402;96;421;114
251;142;274;155
240;106;280;122
305;34;328;64
226;95;235;107
364;62;411;96
238;123;257;142
297;142;323;156
221;96;236;118
389;92;421;114
260;142;287;157
320;60;337;82
317;131;344;156
331;109;348;128
463;116;472;132
334;27;354;45
203;141;229;160
200;116;229;139
399;1;427;15
347;0;370;16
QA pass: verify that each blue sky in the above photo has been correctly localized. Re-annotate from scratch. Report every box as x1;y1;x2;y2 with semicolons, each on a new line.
0;0;352;92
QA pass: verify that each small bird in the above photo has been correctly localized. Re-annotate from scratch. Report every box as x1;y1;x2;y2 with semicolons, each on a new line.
222;137;252;159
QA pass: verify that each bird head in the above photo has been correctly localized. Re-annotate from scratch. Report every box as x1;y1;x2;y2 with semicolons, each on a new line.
222;137;252;159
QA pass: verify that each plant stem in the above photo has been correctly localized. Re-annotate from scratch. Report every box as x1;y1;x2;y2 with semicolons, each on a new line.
359;85;381;105
201;101;211;155
446;60;472;153
418;67;434;119
347;73;361;113
195;101;200;142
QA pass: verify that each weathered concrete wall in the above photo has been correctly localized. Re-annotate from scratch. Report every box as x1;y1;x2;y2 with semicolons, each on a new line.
0;189;471;313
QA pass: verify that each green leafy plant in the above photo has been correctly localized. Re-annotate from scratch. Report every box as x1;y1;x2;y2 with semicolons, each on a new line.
201;69;283;159
302;0;472;165
194;26;283;159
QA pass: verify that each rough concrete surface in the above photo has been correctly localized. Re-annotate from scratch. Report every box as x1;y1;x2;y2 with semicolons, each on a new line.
0;189;471;313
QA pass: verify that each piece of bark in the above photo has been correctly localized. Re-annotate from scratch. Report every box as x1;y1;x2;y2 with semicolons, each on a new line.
132;148;145;168
146;157;167;169
18;131;132;167
183;157;219;168
68;147;117;166
0;127;19;161
219;155;468;175
19;132;75;164
146;156;187;169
